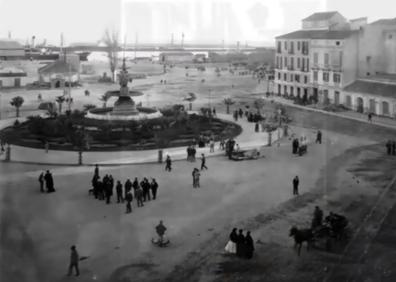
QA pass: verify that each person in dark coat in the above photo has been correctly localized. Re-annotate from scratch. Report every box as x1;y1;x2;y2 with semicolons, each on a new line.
44;170;55;193
92;174;100;198
236;229;245;258
38;172;45;193
292;138;299;154
244;231;255;259
94;164;99;177
200;153;208;170
293;176;299;195
224;228;238;254
136;187;144;207
316;130;322;144
165;155;172;171
386;140;392;155
151;178;158;200
116;181;123;203
141;178;151;201
125;191;133;213
105;180;112;204
67;245;79;276
124;179;132;199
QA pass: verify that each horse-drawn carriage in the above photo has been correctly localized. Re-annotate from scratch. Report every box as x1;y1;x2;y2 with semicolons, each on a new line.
230;148;262;161
289;212;349;255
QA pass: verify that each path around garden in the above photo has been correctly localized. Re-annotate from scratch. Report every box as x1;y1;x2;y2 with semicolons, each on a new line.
0;112;279;165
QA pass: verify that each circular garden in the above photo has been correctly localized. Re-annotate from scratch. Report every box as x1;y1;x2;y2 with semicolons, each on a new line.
0;105;242;151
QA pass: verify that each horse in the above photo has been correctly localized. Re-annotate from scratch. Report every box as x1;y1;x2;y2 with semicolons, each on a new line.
289;226;314;256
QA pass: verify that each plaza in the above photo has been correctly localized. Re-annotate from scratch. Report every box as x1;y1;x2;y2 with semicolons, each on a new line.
2;1;396;281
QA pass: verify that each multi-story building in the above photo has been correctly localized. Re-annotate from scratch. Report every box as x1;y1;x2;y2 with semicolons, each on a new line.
275;12;396;117
274;12;357;104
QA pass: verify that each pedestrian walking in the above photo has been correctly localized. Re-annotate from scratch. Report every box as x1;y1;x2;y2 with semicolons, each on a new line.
150;178;158;200
200;153;208;170
124;179;132;199
67;245;80;276
116;180;123;203
165;155;172;171
293;176;299;195
38;172;45;193
316;130;322;144
125;191;133;213
368;113;373;122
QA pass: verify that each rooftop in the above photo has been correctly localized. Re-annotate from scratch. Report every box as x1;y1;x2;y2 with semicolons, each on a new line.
371;18;396;26
38;60;78;74
302;11;339;22
276;30;356;40
343;79;396;99
0;67;27;77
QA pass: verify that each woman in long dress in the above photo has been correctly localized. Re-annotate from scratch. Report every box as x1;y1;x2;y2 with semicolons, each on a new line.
224;228;238;254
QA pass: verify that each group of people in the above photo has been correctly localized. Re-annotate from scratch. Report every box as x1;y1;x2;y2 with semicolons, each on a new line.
225;228;255;259
385;140;396;155
38;170;56;193
90;164;159;214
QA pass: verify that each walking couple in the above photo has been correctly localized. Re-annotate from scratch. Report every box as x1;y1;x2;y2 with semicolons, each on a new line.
224;228;254;259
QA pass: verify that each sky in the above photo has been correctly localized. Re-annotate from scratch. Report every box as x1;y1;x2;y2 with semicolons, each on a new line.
0;0;395;46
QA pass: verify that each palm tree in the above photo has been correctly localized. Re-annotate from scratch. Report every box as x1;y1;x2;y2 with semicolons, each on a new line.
10;96;24;118
223;98;235;114
83;104;97;112
99;94;109;108
56;96;66;114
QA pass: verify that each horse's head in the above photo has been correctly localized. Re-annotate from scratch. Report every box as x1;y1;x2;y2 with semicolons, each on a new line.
289;226;298;237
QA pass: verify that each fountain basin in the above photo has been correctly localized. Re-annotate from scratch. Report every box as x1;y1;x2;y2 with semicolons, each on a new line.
86;107;162;121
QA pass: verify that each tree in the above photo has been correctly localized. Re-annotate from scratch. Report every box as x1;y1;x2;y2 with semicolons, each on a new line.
83;104;97;112
103;29;120;83
253;98;265;114
55;96;65;114
223;98;235;114
10;96;24;117
99;94;110;108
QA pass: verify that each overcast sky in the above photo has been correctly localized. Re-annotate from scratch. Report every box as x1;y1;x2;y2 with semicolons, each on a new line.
0;0;394;46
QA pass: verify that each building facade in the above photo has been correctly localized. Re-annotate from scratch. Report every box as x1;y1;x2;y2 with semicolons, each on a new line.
275;12;396;118
0;67;28;88
0;40;25;60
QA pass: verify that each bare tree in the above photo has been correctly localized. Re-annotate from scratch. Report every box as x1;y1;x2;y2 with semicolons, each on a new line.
103;29;120;83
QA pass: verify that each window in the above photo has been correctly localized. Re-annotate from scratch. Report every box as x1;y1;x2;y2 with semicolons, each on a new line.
313;71;318;81
277;41;282;53
295;74;300;82
333;73;341;83
297;57;301;68
290;74;293;82
290;41;294;54
297;41;301;50
284;73;287;81
290;57;294;69
290;86;294;95
278;72;281;80
366;56;371;63
284;57;288;68
307;58;309;70
336;41;340;46
314;52;319;64
304;76;308;84
280;57;283;69
324;53;329;65
284;85;287;94
323;72;329;82
284;41;287;50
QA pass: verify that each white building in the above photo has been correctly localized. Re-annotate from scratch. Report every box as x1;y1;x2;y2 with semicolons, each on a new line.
0;67;27;88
